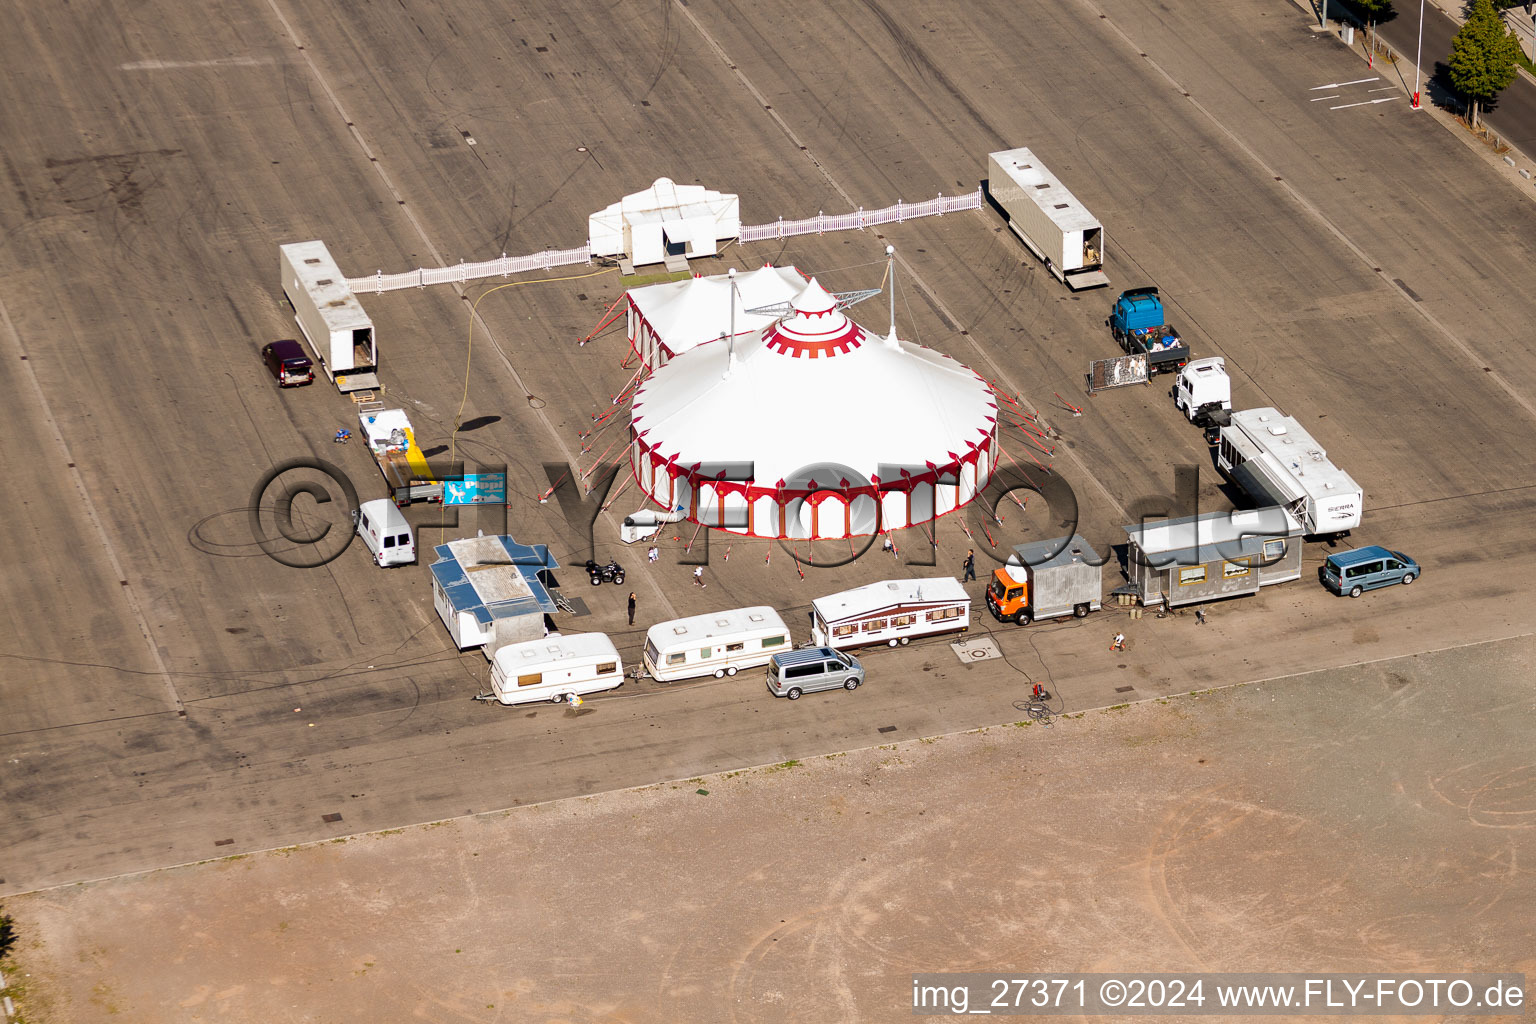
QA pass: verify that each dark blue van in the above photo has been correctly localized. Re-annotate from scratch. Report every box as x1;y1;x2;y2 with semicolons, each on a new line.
1322;546;1419;598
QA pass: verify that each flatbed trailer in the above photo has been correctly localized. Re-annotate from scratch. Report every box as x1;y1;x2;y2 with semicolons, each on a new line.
358;404;445;504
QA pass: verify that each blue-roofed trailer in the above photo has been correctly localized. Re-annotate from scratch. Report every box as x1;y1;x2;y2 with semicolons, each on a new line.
430;535;561;658
1123;507;1304;609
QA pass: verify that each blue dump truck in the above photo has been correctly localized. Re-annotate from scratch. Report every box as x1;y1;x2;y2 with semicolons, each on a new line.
1106;287;1190;377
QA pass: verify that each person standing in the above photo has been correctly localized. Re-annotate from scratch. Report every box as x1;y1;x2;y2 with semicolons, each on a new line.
962;549;976;583
693;565;706;588
647;545;659;564
627;592;637;626
1195;608;1206;626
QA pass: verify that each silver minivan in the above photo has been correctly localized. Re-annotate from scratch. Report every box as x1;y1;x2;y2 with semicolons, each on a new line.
766;647;864;700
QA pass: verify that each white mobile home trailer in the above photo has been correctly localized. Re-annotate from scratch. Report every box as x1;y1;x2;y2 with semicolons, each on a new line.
486;633;623;706
987;148;1109;290
643;606;790;681
809;577;970;649
279;240;379;393
1216;408;1363;535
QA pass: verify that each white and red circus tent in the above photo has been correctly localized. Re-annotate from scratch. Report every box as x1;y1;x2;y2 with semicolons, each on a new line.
628;278;999;540
625;264;807;368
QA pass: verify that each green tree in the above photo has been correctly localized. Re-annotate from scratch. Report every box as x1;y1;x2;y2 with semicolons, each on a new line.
1448;0;1523;127
0;907;15;963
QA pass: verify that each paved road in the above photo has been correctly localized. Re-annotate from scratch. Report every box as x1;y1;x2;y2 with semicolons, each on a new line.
4;0;1536;896
1374;0;1536;156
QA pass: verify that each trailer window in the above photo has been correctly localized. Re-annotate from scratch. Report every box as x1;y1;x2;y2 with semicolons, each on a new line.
761;635;786;648
833;624;856;638
726;642;744;653
596;662;616;675
926;607;962;622
666;652;686;666
1178;566;1207;586
1222;559;1250;579
517;673;542;687
892;614;915;627
699;648;713;659
1262;539;1286;561
644;639;660;663
861;619;887;632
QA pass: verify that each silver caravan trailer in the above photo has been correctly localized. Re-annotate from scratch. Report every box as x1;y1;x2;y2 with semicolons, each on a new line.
1123;507;1304;609
279;240;379;393
987;148;1109;290
1216;408;1363;536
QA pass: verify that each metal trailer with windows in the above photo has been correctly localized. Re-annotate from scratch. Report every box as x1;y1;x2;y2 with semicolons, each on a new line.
482;632;624;706
1215;408;1363;536
986;148;1109;290
986;535;1103;625
279;240;379;393
809;577;970;650
1123;507;1304;609
642;606;790;682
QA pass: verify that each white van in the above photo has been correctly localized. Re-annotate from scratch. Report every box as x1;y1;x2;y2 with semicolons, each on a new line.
354;498;414;566
485;632;624;706
642;606;790;682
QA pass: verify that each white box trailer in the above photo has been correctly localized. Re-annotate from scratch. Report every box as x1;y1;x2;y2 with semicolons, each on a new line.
809;577;970;649
987;148;1109;291
642;606;790;681
1216;408;1363;536
484;632;624;706
279;240;379;393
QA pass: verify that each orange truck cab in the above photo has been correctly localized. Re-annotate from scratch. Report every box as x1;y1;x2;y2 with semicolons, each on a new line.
986;568;1031;624
983;535;1104;625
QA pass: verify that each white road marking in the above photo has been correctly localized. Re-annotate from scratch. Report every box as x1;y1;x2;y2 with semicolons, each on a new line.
119;57;273;70
1331;97;1399;110
1368;86;1397;93
1310;76;1380;90
1311;94;1340;102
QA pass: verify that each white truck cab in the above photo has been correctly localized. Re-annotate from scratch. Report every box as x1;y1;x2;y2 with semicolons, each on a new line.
354;498;414;567
1173;357;1232;425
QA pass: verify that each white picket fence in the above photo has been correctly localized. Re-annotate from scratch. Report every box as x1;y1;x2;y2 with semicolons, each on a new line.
345;188;985;294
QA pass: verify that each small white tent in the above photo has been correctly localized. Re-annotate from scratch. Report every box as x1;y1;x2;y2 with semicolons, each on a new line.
589;178;741;266
626;264;807;368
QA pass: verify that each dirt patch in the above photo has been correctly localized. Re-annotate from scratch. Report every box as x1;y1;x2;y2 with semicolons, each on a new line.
7;638;1536;1023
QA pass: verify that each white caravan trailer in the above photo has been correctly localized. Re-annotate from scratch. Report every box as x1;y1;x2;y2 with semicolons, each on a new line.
1216;408;1363;535
987;148;1109;290
485;633;624;706
279;240;379;393
809;577;970;650
642;606;790;682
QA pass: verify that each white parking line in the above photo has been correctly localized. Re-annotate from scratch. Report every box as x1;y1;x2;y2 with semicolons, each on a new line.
1310;77;1380;90
1368;86;1396;93
1311;94;1340;102
1331;97;1398;110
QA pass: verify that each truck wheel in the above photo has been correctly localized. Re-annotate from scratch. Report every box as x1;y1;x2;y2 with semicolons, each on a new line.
1349;585;1363;598
887;638;899;648
714;668;726;679
1073;603;1089;618
726;666;738;676
898;636;910;646
548;694;564;704
1012;610;1031;625
786;687;802;700
1401;573;1415;586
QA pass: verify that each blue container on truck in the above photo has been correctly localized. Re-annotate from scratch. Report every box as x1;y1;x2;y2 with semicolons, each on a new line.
1106;287;1190;376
